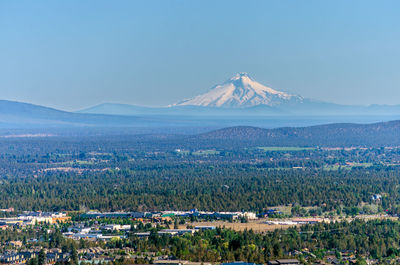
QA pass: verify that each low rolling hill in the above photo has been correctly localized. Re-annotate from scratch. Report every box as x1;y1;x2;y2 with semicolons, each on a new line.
192;121;400;147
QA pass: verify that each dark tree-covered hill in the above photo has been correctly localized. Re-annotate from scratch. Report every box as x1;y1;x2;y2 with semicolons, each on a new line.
193;120;400;147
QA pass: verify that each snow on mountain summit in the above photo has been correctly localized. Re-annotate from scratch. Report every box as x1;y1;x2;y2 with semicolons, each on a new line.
171;73;303;108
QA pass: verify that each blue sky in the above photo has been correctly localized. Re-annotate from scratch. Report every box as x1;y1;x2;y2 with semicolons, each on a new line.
1;0;400;111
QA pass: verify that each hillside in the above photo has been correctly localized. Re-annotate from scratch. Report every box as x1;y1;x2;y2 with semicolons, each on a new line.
193;121;400;147
0;100;158;128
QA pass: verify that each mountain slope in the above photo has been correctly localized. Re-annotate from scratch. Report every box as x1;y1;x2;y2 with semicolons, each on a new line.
171;72;303;108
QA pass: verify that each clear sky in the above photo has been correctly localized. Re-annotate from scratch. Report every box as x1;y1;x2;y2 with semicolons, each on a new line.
1;0;400;111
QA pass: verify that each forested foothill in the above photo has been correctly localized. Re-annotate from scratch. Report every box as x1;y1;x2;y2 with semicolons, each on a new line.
0;127;399;215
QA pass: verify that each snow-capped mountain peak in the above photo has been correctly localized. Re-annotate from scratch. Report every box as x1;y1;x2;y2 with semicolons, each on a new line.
171;73;303;108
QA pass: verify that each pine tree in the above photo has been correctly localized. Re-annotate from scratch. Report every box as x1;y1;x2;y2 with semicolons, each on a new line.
71;244;78;265
38;249;46;265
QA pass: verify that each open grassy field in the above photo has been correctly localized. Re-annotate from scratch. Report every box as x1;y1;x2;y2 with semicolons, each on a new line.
179;219;300;233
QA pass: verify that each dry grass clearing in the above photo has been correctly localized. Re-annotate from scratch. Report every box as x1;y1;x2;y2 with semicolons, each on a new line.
179;215;397;233
179;218;300;233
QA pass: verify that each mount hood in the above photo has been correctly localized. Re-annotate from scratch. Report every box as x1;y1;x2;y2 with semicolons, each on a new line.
171;72;303;108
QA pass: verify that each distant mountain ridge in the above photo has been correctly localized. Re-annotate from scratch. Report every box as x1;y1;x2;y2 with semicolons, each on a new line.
0;100;157;128
1;99;400;147
3;99;399;130
79;73;400;117
2;72;400;129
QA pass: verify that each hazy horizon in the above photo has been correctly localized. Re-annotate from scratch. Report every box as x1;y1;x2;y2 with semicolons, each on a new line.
1;0;400;111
